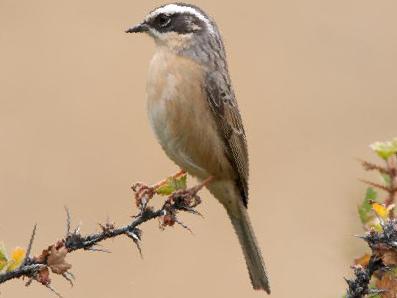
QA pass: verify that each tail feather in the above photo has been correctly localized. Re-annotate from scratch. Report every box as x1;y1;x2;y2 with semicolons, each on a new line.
228;206;270;294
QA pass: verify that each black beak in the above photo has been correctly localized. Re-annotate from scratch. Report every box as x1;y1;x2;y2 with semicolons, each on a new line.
125;23;148;33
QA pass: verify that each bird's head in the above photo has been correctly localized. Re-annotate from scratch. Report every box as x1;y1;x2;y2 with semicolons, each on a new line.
126;3;217;50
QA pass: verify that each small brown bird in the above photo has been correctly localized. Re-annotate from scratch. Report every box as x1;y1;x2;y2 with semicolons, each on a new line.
126;3;270;293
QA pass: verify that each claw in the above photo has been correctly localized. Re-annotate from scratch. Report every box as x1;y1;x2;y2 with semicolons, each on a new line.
131;183;155;208
132;170;188;209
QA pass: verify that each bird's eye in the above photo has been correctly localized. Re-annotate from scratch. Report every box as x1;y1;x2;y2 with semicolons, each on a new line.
157;14;171;28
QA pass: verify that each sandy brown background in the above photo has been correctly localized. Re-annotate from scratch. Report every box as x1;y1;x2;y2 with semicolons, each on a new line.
0;0;396;297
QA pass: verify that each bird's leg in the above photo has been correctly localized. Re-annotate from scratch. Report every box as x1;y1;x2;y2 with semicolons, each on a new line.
131;182;154;210
167;175;214;208
160;175;214;228
131;169;186;208
191;175;213;192
152;169;186;190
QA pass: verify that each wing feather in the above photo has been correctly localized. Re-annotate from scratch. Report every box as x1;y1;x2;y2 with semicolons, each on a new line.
205;71;249;206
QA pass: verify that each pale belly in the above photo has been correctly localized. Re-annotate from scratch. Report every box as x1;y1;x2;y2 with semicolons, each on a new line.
146;49;234;181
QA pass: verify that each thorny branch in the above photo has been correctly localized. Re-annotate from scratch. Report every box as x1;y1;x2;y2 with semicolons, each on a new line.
360;155;397;212
345;154;397;298
0;173;206;296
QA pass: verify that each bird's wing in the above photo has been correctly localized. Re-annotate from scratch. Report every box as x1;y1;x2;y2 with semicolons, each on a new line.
205;71;249;206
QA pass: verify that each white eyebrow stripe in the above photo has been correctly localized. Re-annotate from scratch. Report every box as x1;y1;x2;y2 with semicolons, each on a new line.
145;4;215;34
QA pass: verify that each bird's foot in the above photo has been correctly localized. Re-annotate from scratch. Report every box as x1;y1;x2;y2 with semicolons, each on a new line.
131;182;155;210
165;175;213;210
158;175;213;229
131;169;187;209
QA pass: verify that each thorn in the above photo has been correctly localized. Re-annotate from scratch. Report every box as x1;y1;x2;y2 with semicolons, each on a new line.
126;229;141;241
66;271;75;280
64;207;71;237
62;272;74;287
359;179;391;193
140;196;149;213
44;283;63;298
358;159;390;175
368;287;387;295
23;224;37;266
85;247;111;253
177;206;203;218
125;231;143;258
134;241;143;259
25;277;34;287
73;222;82;236
174;218;193;234
353;234;365;239
125;230;139;241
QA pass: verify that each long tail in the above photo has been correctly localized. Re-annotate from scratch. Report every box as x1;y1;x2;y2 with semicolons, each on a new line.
227;205;270;294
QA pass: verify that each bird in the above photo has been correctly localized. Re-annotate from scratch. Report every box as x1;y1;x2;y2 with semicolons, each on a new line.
126;3;270;293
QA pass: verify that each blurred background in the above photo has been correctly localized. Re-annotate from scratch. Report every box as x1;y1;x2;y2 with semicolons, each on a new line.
0;0;396;297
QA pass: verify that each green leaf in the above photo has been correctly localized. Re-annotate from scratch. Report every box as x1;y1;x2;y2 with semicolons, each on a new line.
358;187;378;224
370;138;397;160
382;173;392;187
172;174;187;191
0;243;8;271
155;174;187;196
155;180;174;196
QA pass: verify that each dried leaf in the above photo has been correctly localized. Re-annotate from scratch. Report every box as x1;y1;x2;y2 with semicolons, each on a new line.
381;250;397;267
6;247;26;272
374;244;397;267
34;247;51;263
37;267;51;285
354;253;371;267
375;272;397;298
162;213;175;227
47;246;71;274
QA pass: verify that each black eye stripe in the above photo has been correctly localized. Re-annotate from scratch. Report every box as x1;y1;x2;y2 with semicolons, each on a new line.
156;13;171;27
150;13;204;34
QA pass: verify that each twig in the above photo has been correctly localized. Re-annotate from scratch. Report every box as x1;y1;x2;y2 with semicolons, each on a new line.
359;159;391;176
345;256;384;298
360;154;397;211
344;217;397;297
0;174;204;296
385;155;397;210
346;154;397;297
0;264;45;284
359;179;393;194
